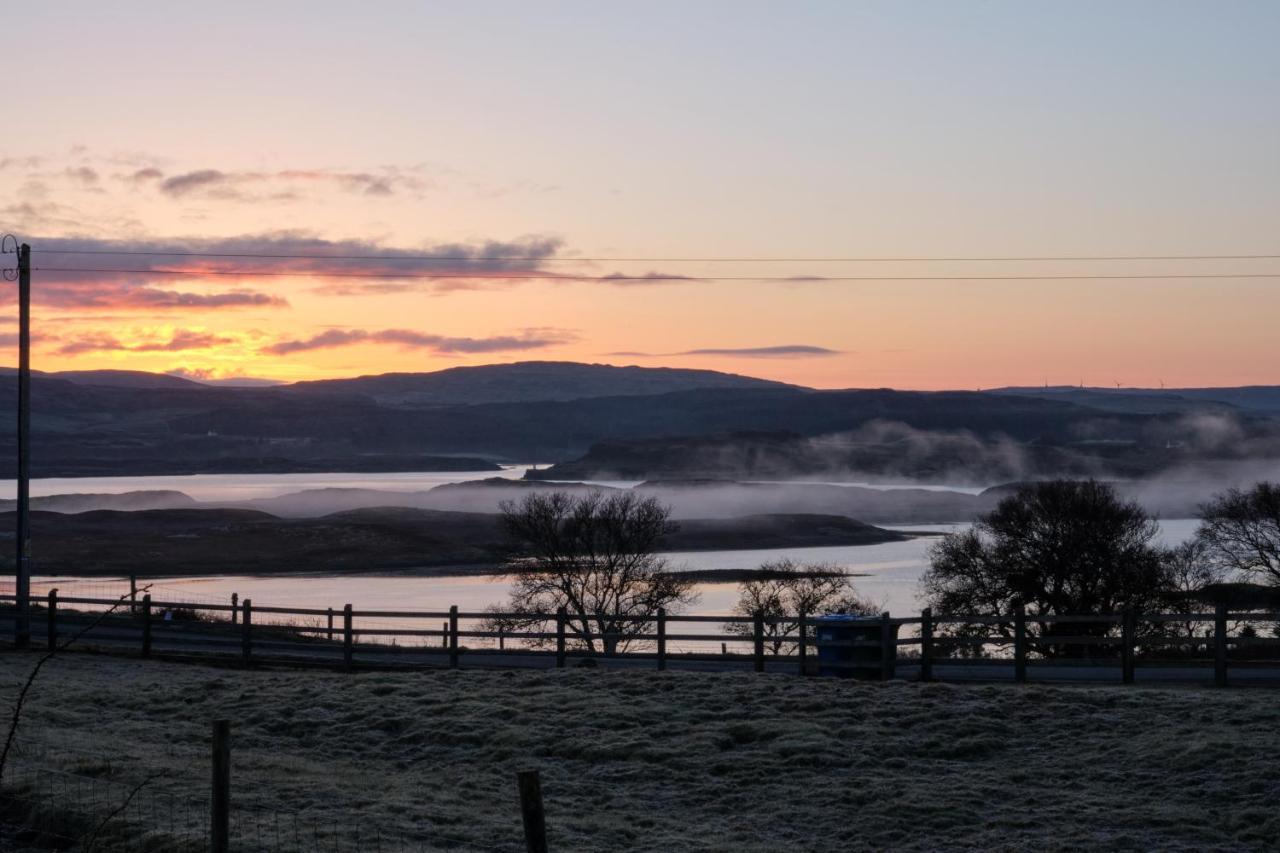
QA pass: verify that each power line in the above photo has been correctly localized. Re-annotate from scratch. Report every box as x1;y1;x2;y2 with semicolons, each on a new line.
31;250;1280;262
32;267;1280;282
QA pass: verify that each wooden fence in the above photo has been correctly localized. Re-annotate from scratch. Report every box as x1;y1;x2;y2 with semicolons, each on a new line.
2;590;1278;686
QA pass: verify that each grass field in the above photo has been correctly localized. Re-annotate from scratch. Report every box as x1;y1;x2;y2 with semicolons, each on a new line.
1;653;1278;851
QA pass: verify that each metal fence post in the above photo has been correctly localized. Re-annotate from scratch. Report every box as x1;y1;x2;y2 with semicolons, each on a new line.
343;604;354;670
797;609;808;676
211;720;231;853
753;611;765;673
241;599;253;665
46;588;58;652
920;607;934;683
555;607;566;668
656;607;667;671
1121;609;1135;685
1214;601;1228;688
449;605;460;669
1013;601;1027;683
142;594;152;658
516;770;548;853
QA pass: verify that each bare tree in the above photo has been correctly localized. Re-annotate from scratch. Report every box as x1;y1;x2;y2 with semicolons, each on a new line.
921;480;1169;657
726;559;877;654
1157;538;1230;643
1196;482;1280;588
487;491;697;655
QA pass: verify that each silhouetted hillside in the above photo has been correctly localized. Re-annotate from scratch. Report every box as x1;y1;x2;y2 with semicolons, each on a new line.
4;362;1280;480
0;368;206;390
283;361;793;406
991;385;1280;414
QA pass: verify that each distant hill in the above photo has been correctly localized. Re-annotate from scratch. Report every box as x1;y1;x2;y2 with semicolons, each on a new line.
3;361;1280;480
0;368;206;390
282;361;794;406
991;385;1280;415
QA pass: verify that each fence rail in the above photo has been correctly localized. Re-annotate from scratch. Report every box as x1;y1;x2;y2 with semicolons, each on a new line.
1;589;1277;685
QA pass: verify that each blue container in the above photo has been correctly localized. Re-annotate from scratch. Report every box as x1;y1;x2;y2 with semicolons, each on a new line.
813;614;896;679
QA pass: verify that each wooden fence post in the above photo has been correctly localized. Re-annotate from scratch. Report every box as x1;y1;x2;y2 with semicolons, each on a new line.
753;611;765;673
1121;609;1135;685
797;609;808;676
129;575;138;614
230;593;238;625
880;612;895;680
141;594;152;658
343;604;354;670
441;621;448;648
449;605;460;669
605;625;618;658
326;607;333;641
46;588;57;652
1214;600;1228;688
240;599;252;665
499;626;505;650
1013;601;1027;684
656;607;667;671
211;720;230;853
920;607;933;683
555;607;566;668
516;770;548;853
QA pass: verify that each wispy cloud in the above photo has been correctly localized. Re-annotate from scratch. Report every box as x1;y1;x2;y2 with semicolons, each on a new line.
607;345;841;359
159;169;228;196
35;233;562;275
155;166;428;200
597;271;703;285
680;345;841;357
21;233;567;304
4;283;288;312
261;328;574;356
55;328;237;355
63;166;99;185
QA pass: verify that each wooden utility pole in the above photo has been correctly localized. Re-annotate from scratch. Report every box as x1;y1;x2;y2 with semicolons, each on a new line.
14;243;31;649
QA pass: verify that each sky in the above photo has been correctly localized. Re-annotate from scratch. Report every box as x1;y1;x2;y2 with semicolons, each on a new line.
2;0;1278;389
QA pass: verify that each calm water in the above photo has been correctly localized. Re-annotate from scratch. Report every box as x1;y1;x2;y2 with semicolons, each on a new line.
5;467;530;502
4;466;993;501
32;520;1202;620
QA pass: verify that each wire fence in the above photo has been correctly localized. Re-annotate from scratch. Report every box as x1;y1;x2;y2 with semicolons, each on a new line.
0;762;207;852
0;756;521;852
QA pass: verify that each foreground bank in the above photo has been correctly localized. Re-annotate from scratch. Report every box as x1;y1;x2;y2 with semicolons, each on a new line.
2;656;1277;851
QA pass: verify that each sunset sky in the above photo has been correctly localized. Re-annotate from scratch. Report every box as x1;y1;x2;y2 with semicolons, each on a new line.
3;1;1278;389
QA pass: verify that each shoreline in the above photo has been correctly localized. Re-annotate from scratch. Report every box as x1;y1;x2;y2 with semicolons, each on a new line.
34;563;880;585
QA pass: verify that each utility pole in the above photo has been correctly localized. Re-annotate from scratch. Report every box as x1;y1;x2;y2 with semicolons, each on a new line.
14;242;30;648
